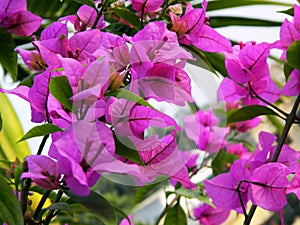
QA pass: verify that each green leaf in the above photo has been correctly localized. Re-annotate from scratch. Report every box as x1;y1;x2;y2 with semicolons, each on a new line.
212;149;238;175
49;76;73;111
17;124;63;143
0;94;30;161
73;0;94;7
287;40;300;72
106;89;153;108
28;0;81;19
163;203;187;225
13;163;23;188
204;0;292;11
227;105;278;124
278;7;294;16
44;202;73;216
203;52;229;77
0;27;17;81
111;205;131;225
183;44;218;75
134;182;164;205
0;113;2;132
0;175;24;225
18;72;41;88
174;188;214;206
64;190;117;225
209;16;282;28
284;63;294;81
114;133;145;166
110;8;142;30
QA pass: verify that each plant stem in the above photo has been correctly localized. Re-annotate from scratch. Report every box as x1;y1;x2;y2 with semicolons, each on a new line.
243;94;300;225
36;134;49;155
20;161;31;217
154;194;180;225
248;82;288;118
271;94;300;162
44;189;63;225
92;0;107;29
33;190;51;220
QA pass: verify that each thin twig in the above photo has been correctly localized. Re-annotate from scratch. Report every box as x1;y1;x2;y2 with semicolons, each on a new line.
44;189;63;225
248;82;288;118
154;194;180;225
33;190;52;220
243;94;300;225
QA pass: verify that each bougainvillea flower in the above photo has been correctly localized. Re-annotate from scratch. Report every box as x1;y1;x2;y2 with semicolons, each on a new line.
194;204;230;225
136;132;196;189
21;155;60;190
250;131;300;172
226;143;251;159
249;163;291;211
281;69;300;96
170;1;207;44
61;5;105;31
72;57;111;106
204;173;246;212
133;66;194;106
129;21;178;43
0;0;42;36
225;42;272;84
131;0;164;15
170;151;199;187
218;76;280;105
286;166;300;199
170;1;232;52
1;69;62;123
226;101;261;132
130;39;193;77
184;110;229;153
0;85;29;101
68;29;102;62
205;159;250;212
51;121;115;195
129;105;181;139
279;4;300;59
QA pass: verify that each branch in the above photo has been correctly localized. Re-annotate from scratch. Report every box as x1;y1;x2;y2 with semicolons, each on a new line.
243;94;300;225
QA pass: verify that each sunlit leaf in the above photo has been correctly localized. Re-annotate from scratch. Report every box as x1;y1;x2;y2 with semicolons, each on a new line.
49;76;73;111
283;63;294;81
44;202;73;216
212;149;238;175
175;188;214;206
163;203;187;225
287;40;300;72
113;133;145;166
17;124;63;143
0;94;30;161
203;52;229;77
227;105;277;124
13;163;23;188
106;89;153;108
110;8;141;30
278;7;294;16
73;0;94;7
64;190;117;225
0;175;24;225
134;182;164;205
